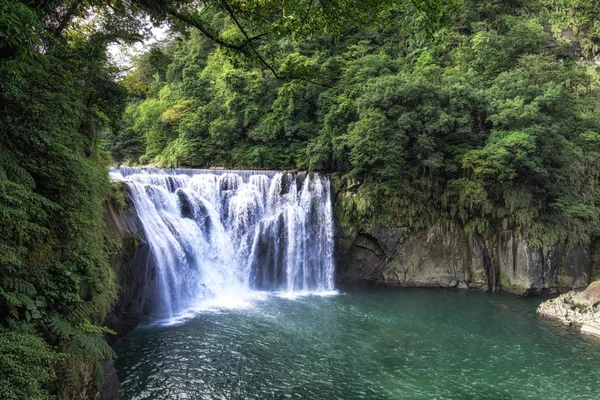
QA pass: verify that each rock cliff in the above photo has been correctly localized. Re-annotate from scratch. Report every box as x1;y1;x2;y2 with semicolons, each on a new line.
104;179;600;324
335;222;598;295
99;183;157;400
103;184;155;342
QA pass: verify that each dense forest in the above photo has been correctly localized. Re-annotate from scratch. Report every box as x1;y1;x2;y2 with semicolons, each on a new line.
1;0;599;398
110;0;600;247
0;1;137;398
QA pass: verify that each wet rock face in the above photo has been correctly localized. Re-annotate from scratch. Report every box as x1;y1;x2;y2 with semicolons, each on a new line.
100;191;158;400
497;233;592;295
335;224;487;290
99;360;119;400
334;222;595;294
103;193;155;342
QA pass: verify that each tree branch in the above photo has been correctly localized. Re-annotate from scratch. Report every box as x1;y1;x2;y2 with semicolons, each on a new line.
54;0;85;37
299;0;315;33
219;0;328;86
165;7;246;51
163;1;328;87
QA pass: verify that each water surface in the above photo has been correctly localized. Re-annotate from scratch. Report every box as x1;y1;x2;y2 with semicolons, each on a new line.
115;289;600;399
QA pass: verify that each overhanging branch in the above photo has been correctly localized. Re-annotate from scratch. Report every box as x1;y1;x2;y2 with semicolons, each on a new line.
151;1;328;86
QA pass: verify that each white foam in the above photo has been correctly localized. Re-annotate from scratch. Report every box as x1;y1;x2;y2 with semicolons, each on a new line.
111;167;336;320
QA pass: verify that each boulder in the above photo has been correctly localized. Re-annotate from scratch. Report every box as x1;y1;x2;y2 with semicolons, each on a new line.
537;280;600;339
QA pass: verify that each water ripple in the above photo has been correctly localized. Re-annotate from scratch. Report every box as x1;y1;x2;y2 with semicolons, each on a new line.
115;289;600;400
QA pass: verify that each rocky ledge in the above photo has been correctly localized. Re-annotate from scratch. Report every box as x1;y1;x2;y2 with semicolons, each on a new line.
537;281;600;339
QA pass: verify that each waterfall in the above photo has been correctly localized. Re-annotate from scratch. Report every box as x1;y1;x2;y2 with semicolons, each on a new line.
109;167;335;319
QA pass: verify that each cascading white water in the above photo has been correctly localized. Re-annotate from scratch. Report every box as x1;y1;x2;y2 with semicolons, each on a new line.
109;167;335;319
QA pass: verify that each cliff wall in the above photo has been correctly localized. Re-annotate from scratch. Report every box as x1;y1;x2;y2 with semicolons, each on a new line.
103;186;154;342
335;223;598;295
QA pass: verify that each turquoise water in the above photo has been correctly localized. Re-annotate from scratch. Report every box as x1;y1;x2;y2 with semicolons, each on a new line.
114;289;600;399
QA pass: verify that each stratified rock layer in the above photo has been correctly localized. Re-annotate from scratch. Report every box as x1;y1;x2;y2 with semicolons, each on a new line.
537;281;600;339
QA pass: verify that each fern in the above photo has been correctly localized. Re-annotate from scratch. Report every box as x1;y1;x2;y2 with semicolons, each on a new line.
0;148;35;189
79;320;116;336
48;316;74;340
72;331;116;360
0;325;62;400
3;277;37;297
69;302;97;323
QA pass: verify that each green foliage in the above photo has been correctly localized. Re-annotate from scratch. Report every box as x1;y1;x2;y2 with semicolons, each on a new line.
110;0;600;252
1;0;513;398
0;324;62;400
0;1;134;398
2;0;597;396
